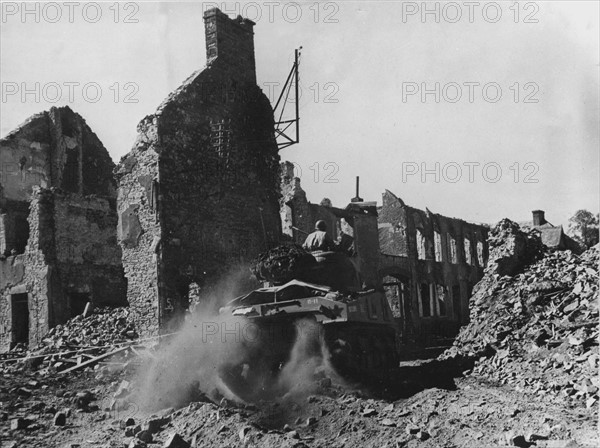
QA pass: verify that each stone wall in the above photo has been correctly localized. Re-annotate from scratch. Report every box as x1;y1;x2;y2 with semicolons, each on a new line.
117;8;281;336
0;106;123;351
0;106;116;257
0;106;115;201
0;188;126;350
0;190;53;350
378;190;489;339
204;8;256;83
51;191;126;307
22;189;55;348
115;116;161;337
0;112;51;202
280;162;341;244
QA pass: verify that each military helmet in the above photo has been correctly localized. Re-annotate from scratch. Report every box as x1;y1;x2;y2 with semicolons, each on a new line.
315;220;327;231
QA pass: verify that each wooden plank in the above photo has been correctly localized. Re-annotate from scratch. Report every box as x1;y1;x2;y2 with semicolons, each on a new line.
59;346;132;374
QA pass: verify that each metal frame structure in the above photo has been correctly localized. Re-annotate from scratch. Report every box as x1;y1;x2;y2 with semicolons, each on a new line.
274;48;301;149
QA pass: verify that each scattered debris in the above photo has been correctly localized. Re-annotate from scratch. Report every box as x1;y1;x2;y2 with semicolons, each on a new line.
0;220;597;448
443;222;598;408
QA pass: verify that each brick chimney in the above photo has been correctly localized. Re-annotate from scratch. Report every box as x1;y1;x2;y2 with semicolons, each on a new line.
203;8;256;84
532;210;546;226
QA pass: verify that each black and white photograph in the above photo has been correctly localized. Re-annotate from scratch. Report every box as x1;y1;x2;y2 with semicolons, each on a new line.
0;1;598;447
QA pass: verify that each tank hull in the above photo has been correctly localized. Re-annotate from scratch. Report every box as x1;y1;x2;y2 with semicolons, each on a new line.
218;280;400;400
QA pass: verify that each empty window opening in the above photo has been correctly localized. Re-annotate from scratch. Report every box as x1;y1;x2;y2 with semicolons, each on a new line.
11;293;29;347
151;180;160;212
1;212;30;256
447;233;458;264
63;148;80;193
434;230;443;262
419;283;432;317
69;292;90;318
464;238;472;265
383;276;405;319
477;241;485;266
416;229;427;260
435;285;448;317
13;214;29;254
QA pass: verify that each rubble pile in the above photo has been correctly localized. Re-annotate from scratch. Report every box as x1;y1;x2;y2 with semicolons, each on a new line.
485;218;546;276
2;307;138;375
40;307;138;350
443;219;599;408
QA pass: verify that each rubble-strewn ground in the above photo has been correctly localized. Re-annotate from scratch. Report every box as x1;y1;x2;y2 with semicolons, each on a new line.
1;221;598;448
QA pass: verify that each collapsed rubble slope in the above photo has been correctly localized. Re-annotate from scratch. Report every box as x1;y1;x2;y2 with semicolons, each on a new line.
5;307;138;374
442;219;599;409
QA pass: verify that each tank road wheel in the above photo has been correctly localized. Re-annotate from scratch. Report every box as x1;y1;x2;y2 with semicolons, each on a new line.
323;324;400;382
323;327;361;380
326;333;353;373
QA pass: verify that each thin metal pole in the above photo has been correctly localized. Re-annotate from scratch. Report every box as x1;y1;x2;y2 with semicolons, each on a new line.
274;62;295;112
294;49;300;144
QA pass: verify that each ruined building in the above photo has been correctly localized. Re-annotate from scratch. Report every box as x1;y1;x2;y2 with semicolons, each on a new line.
0;106;126;351
520;210;581;253
280;162;489;342
378;191;488;340
116;8;281;336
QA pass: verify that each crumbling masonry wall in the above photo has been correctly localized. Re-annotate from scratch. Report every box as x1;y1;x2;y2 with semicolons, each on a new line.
0;106;115;202
117;8;281;336
0;105;116;256
0;188;126;350
378;190;489;340
0;106;125;351
51;191;125;306
115;117;161;337
280;161;342;244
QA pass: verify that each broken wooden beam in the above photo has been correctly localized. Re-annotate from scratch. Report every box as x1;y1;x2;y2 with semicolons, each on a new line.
59;345;136;374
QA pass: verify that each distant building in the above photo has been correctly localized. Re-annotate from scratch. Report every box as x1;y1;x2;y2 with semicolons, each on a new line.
520;210;581;252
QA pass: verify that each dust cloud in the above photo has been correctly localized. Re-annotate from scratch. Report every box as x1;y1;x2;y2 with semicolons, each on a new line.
134;276;344;411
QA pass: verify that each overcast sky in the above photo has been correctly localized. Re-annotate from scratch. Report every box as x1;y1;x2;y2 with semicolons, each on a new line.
1;1;598;226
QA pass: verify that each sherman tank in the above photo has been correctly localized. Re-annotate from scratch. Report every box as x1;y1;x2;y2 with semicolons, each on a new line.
218;201;399;399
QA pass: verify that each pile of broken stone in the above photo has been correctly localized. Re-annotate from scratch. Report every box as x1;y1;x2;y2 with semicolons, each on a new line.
443;219;599;409
2;307;138;374
42;307;138;350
